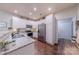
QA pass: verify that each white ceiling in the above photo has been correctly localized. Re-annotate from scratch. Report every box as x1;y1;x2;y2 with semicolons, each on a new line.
0;3;77;20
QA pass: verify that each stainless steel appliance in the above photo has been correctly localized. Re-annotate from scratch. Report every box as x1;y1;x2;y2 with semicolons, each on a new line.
38;23;46;43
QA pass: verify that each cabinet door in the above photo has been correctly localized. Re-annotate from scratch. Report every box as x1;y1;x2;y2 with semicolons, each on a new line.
6;43;35;55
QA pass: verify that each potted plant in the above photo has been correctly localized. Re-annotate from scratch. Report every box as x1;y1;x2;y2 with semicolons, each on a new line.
0;40;15;51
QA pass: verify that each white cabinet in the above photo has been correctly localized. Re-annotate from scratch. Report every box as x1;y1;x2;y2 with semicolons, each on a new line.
6;43;35;55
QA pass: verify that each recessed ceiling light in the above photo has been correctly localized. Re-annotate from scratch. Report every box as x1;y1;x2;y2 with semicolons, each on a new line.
33;7;37;11
29;12;32;16
14;10;18;13
48;8;52;11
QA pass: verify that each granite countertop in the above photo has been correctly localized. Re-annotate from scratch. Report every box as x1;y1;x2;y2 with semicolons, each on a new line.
0;31;10;37
0;33;35;55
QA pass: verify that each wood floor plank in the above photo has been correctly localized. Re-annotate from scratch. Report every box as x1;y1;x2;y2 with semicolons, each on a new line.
34;39;79;55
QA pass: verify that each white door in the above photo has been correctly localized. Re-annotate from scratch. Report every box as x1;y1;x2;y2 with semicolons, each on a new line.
58;17;73;40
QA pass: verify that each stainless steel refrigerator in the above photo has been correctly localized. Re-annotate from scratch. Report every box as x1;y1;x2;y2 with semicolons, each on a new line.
38;23;46;43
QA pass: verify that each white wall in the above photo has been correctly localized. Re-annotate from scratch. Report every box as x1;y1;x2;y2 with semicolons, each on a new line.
45;14;57;45
75;4;79;20
77;4;79;20
55;6;77;20
0;11;12;30
55;6;77;38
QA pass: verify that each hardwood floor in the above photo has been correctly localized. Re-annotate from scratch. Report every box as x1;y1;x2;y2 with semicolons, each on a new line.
34;39;79;55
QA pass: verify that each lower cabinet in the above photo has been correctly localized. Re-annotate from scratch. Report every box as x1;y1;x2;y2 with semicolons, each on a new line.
5;43;35;55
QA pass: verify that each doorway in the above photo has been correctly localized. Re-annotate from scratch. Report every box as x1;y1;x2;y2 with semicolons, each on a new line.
57;17;73;40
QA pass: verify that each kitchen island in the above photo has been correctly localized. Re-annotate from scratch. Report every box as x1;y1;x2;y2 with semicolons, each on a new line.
0;31;10;38
0;33;35;55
